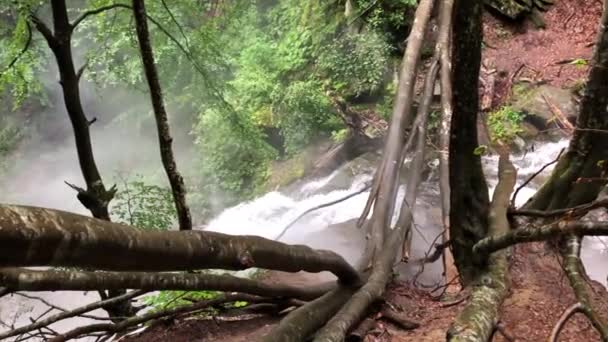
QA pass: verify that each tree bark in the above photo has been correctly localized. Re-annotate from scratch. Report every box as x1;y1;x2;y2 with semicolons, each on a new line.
29;0;128;319
0;267;330;301
435;0;458;292
448;0;490;286
132;0;192;231
0;204;361;285
525;1;608;211
448;150;516;341
361;0;436;260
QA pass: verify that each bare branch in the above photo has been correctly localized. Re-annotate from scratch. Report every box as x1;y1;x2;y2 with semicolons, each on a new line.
510;198;608;218
275;182;371;241
511;148;564;207
0;290;146;340
71;3;130;31
48;294;267;342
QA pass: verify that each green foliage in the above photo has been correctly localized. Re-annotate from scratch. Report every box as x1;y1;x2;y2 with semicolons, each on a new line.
143;289;219;311
194;108;276;210
318;31;392;96
331;128;350;143
111;175;177;231
487;106;525;144
0;9;47;107
274;79;338;152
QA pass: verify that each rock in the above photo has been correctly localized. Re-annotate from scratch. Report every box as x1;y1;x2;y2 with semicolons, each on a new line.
511;83;579;140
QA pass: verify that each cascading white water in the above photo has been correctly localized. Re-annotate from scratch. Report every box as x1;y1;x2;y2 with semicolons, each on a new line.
2;139;607;341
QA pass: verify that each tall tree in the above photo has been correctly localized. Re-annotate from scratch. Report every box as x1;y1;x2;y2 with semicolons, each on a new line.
132;0;193;231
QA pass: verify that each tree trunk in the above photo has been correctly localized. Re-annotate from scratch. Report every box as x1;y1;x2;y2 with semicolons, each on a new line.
448;0;490;286
132;0;193;231
525;0;608;212
30;1;129;319
0;204;361;285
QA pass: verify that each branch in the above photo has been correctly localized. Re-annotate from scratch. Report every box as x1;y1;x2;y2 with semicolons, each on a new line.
48;293;267;342
473;220;608;256
0;290;146;340
275;183;371;241
0;204;361;286
511;148;564;207
0;267;331;301
0;22;32;78
71;3;130;31
29;14;55;48
549;303;584;342
510;198;608;218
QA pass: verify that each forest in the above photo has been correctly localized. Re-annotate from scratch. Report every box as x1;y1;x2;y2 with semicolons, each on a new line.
0;0;608;341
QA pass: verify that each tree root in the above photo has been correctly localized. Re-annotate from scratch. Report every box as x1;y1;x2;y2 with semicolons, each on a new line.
549;302;584;342
380;306;420;330
0;267;332;301
347;318;377;342
261;286;357;342
562;235;608;340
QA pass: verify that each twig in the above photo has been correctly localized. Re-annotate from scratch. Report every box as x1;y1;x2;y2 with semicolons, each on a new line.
511;148;564;207
0;290;146;340
549;303;584;342
48;294;265;342
510;198;608;218
275;183;371;241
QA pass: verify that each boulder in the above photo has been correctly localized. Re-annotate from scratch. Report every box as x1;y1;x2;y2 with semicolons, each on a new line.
511;83;578;140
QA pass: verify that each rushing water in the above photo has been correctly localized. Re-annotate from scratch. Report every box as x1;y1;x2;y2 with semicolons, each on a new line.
2;139;607;340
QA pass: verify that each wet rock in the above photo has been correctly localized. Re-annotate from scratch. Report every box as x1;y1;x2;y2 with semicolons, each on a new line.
511;83;578;140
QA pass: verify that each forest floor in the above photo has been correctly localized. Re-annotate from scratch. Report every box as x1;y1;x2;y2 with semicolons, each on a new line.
124;1;608;341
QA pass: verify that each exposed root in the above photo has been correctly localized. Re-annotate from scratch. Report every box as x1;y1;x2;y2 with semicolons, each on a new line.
261;286;357;342
347;318;376;342
548;302;584;342
562;236;608;340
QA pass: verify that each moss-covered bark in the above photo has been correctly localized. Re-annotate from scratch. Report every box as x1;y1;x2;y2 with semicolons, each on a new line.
448;151;516;341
